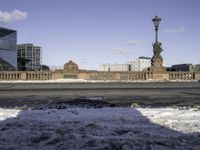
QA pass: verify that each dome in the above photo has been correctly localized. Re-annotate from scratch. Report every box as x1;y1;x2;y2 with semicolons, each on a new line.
64;60;79;72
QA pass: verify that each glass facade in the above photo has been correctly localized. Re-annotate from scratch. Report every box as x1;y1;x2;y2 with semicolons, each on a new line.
17;44;41;71
0;27;17;70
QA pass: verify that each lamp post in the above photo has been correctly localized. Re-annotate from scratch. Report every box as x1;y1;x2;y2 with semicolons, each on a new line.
149;15;166;73
152;16;161;43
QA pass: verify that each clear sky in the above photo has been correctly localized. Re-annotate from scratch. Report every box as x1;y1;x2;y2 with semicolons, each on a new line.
1;0;200;69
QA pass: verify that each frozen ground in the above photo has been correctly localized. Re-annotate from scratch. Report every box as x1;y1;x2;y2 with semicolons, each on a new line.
0;106;200;150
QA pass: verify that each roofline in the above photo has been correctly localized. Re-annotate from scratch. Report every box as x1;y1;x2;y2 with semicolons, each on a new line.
0;26;16;33
17;43;41;48
17;43;34;46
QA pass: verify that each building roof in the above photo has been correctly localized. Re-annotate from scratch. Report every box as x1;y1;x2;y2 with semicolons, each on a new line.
139;56;151;60
17;44;41;49
0;27;16;38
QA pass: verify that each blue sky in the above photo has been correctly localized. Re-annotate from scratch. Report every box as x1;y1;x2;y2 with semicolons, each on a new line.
1;0;200;69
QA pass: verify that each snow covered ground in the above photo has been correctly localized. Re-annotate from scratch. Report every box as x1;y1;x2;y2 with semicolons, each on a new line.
0;106;199;150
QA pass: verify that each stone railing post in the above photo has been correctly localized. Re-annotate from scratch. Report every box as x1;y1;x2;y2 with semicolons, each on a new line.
20;72;27;80
194;72;200;80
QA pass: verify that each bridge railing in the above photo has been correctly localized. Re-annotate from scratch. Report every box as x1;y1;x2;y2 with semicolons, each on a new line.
0;71;52;80
88;71;153;80
25;72;52;80
168;71;195;80
0;70;199;81
0;72;22;80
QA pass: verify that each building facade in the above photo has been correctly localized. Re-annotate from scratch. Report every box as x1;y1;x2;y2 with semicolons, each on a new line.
17;44;42;71
171;64;193;72
98;63;129;71
169;64;200;72
192;64;200;72
128;57;151;71
0;27;17;71
99;57;151;72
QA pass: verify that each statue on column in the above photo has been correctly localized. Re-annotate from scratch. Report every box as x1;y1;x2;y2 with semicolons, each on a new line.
149;16;166;73
153;42;163;56
150;41;166;72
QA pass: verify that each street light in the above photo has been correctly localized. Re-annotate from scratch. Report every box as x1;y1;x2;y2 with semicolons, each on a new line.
152;16;161;43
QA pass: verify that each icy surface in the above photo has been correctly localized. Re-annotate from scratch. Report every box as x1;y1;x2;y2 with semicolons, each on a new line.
0;107;199;150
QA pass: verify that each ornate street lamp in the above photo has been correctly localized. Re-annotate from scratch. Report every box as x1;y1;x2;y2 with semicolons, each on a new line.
152;16;161;43
149;15;166;73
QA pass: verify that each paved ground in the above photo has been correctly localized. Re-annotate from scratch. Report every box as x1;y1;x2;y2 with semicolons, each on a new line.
0;82;200;108
1;82;200;150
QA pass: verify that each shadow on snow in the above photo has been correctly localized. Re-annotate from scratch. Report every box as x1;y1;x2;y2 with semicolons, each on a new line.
0;99;199;150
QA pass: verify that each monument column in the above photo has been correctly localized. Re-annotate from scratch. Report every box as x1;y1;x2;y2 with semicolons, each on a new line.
149;16;169;80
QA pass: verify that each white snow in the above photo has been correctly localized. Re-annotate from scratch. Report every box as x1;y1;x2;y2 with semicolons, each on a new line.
137;108;200;133
0;109;21;121
0;107;199;149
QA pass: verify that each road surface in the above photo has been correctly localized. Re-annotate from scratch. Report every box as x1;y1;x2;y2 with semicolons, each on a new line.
0;82;200;108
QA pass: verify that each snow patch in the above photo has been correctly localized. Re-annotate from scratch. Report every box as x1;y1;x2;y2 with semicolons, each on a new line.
0;109;21;121
0;107;199;149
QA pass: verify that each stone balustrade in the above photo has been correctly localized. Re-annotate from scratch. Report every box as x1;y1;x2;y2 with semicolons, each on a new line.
0;72;22;80
88;71;153;80
0;70;199;81
168;72;195;80
0;71;52;80
25;72;52;80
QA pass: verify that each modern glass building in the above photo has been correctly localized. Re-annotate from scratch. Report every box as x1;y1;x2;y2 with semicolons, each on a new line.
0;27;17;71
17;44;42;71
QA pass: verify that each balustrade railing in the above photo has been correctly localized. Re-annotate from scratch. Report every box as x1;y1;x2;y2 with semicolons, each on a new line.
168;72;195;80
0;72;22;80
0;71;52;80
0;71;198;81
88;71;153;80
25;72;52;80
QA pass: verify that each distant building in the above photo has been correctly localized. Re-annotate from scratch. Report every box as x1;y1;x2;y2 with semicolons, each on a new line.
128;57;151;71
98;64;111;71
99;63;129;71
192;64;200;72
171;64;193;72
110;63;129;72
167;64;200;72
0;27;17;71
41;65;50;71
98;57;151;72
17;44;42;71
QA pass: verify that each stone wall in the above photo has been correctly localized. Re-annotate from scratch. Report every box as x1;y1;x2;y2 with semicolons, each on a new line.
0;70;199;81
0;71;52;80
